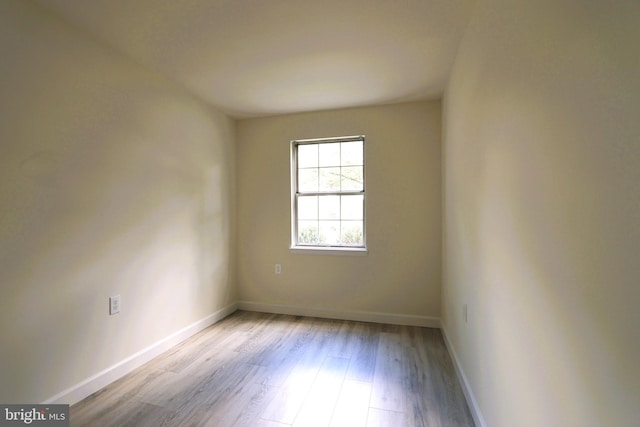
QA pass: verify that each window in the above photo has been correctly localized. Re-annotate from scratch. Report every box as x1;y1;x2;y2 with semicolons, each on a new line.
291;135;365;251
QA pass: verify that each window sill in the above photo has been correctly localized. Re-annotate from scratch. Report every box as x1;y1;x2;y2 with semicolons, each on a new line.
289;246;368;256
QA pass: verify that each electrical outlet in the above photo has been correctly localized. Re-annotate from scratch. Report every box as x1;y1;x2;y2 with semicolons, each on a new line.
275;264;281;274
463;304;468;324
110;295;121;315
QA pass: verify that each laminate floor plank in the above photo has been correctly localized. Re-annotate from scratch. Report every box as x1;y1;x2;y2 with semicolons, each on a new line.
72;396;176;427
291;356;349;427
366;408;406;427
345;321;380;383
194;369;272;427
143;313;257;375
248;316;318;387
259;325;333;424
422;329;474;427
329;379;371;427
370;332;407;413
324;321;358;359
70;310;475;427
70;368;163;424
402;327;440;427
254;420;290;427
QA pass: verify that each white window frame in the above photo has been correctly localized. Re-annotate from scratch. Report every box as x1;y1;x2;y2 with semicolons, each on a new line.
290;135;367;255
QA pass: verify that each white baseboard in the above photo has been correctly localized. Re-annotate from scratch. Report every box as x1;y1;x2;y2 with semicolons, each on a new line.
237;301;440;328
43;302;238;405
441;325;487;427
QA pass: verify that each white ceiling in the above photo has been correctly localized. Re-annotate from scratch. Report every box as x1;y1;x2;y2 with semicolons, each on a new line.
35;0;473;118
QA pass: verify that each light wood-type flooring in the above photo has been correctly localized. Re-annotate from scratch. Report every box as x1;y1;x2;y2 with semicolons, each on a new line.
71;311;475;427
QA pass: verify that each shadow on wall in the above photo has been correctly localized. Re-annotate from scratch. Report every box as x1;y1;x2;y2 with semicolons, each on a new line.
1;89;234;403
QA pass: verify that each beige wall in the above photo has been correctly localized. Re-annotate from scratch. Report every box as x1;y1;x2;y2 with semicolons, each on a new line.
443;1;640;426
0;1;236;403
237;102;441;318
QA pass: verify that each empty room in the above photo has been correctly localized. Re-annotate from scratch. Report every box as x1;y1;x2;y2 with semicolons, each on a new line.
1;0;638;426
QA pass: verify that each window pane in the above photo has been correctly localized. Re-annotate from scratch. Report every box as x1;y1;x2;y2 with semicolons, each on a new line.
319;220;340;245
319;143;340;167
341;166;363;191
341;195;363;220
319;167;341;191
293;138;365;249
297;196;318;220
318;195;340;219
298;221;319;244
298;144;318;168
341;221;364;246
298;168;318;192
341;141;363;166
